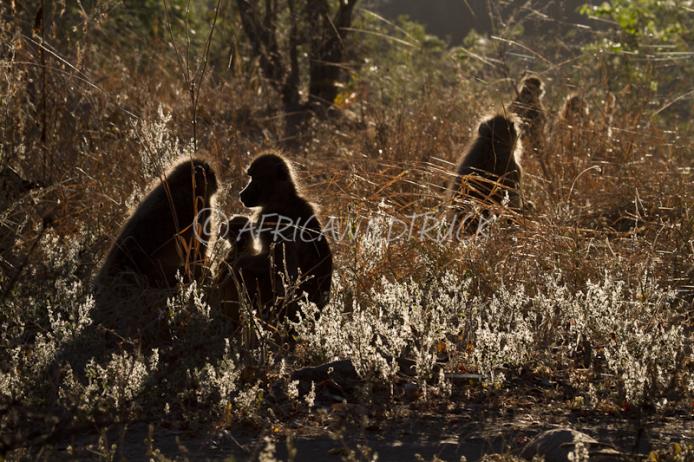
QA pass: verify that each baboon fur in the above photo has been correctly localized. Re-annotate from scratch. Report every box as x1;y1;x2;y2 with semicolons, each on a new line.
216;152;333;328
214;214;255;280
226;214;256;256
449;114;523;229
96;157;218;289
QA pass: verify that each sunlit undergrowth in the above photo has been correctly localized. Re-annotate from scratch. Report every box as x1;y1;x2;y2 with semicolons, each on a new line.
1;0;692;458
295;219;690;406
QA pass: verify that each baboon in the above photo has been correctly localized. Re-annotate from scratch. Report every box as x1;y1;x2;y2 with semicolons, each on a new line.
508;75;547;161
449;114;523;232
558;93;590;127
217;152;333;327
39;159;218;380
553;93;594;171
214;215;255;280
96;157;218;289
226;214;256;255
212;215;255;324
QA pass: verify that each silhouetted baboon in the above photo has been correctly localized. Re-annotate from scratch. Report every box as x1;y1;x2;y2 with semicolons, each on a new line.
508;75;547;161
96;157;218;289
217;152;333;327
226;214;256;255
42;159;219;381
212;215;256;325
214;215;255;282
449;114;523;232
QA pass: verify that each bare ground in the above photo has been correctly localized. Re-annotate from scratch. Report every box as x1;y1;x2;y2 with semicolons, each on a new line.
31;381;692;461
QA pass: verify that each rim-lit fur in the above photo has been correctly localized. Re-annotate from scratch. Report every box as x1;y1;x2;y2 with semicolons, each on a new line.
449;113;524;228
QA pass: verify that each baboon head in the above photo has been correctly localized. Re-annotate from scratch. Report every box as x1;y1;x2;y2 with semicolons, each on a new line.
240;153;297;208
479;115;519;155
562;94;589;121
518;75;544;100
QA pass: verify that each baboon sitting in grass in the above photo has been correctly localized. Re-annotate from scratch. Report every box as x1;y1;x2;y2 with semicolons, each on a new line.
216;152;333;329
224;214;256;258
558;93;590;128
49;158;218;377
90;157;218;348
449;114;523;233
553;93;592;156
212;214;255;325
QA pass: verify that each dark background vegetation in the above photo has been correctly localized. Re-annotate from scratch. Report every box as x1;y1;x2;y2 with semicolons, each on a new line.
372;0;593;44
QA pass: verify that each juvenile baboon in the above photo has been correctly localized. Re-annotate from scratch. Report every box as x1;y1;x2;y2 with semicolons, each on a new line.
212;215;255;324
217;152;333;327
508;75;547;162
214;215;255;281
97;157;218;289
449;114;523;231
552;93;594;173
226;214;256;255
